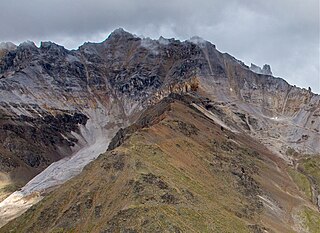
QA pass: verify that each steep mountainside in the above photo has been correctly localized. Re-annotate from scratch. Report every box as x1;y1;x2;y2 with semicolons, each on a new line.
0;29;319;231
1;95;319;233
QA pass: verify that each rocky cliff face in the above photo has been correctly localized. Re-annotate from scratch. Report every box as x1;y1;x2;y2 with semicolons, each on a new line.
0;28;319;228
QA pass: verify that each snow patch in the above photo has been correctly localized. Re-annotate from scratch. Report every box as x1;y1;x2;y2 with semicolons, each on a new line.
0;192;42;228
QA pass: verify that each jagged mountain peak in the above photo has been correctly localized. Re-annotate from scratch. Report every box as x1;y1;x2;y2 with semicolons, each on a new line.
250;63;273;75
39;41;69;57
18;40;37;49
40;41;65;49
107;27;136;40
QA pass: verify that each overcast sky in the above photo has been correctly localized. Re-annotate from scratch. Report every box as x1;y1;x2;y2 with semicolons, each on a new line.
1;0;319;93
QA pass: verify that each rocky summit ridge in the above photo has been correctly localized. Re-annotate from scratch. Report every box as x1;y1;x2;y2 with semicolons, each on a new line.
0;28;319;232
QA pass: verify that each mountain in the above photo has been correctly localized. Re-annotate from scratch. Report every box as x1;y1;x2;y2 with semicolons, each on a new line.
0;29;319;232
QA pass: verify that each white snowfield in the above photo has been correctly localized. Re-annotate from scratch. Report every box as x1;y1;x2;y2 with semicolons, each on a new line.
0;191;42;228
0;108;115;228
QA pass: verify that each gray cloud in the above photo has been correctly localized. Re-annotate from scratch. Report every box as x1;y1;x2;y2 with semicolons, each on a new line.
1;0;319;92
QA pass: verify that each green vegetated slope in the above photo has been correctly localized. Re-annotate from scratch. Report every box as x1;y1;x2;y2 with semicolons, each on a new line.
1;95;319;233
290;155;320;233
299;156;320;189
287;167;313;201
